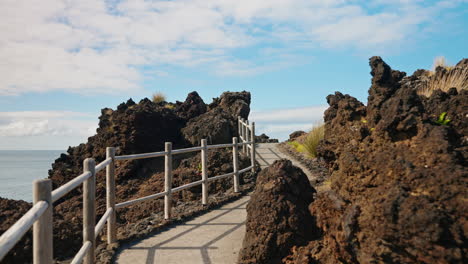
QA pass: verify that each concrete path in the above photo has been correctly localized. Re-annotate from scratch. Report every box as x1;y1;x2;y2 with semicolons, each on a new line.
115;195;249;264
255;143;315;181
115;143;312;264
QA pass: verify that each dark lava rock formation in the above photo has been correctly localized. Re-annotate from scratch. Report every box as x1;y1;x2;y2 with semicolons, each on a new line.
285;57;467;263
255;133;279;143
1;91;253;263
288;131;306;141
238;160;317;264
182;91;250;145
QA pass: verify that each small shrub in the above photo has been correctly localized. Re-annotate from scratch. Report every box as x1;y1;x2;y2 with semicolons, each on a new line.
164;104;175;109
287;141;306;153
303;124;325;158
152;92;166;103
435;112;451;126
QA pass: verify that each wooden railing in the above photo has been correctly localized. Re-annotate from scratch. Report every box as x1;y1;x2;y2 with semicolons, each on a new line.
0;117;256;264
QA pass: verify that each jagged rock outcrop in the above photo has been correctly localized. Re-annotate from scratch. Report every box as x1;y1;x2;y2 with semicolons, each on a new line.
289;57;467;263
1;91;254;262
175;91;207;120
238;160;317;264
50;98;188;188
182;91;250;145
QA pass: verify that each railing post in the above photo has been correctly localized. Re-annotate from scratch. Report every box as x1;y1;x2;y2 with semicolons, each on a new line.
232;137;240;193
237;116;241;138
242;118;247;155
33;179;53;264
164;142;173;220
250;122;256;172
245;120;250;157
83;158;96;264
201;139;208;205
106;147;116;244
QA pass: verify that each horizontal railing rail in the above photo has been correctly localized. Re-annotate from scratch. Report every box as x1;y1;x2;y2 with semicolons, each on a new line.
0;201;48;260
114;151;166;161
0;116;257;264
51;171;92;203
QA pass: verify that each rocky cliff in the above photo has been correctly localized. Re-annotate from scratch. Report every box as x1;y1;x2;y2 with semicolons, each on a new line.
0;91;254;263
240;57;467;264
304;57;467;263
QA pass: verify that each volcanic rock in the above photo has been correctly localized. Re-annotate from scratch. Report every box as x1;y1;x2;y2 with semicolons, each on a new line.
289;131;306;141
175;91;207;120
0;198;32;263
255;133;279;143
293;57;468;263
1;91;254;262
238;160;317;264
182;91;250;145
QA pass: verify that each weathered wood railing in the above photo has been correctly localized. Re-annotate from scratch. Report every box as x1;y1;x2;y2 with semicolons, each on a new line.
0;117;256;264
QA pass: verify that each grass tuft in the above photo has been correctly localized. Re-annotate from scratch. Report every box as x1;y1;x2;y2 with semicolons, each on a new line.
417;56;467;97
417;66;468;97
152;92;166;103
303;124;325;158
432;56;448;71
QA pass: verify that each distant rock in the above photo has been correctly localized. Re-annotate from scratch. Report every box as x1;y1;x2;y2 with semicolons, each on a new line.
288;131;306;141
255;133;279;143
238;160;317;264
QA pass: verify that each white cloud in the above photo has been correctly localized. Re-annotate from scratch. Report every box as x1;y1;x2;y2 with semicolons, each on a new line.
250;105;326;140
0;111;98;149
250;105;327;124
0;0;463;95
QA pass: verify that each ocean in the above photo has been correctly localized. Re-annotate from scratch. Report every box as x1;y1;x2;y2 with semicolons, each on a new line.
0;150;64;202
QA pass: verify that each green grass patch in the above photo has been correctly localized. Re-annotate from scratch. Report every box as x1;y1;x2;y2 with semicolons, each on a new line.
287;141;306;153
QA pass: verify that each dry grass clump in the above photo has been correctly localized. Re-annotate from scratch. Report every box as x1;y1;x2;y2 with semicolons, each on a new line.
152;92;166;103
417;56;468;97
431;56;448;71
303;124;325;158
288;124;325;158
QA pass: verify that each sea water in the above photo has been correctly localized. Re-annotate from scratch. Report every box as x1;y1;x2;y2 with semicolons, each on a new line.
0;150;64;202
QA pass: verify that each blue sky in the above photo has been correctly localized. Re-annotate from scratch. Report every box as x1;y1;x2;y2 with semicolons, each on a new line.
0;0;467;149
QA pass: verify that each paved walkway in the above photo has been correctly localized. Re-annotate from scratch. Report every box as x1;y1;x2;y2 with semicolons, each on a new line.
115;196;249;264
115;143;311;264
255;143;315;181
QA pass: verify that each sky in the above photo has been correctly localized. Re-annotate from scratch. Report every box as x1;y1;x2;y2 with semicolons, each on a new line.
0;0;467;150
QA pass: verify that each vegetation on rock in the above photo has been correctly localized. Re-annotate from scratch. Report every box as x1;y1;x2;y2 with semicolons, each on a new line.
302;124;324;158
152;92;166;103
416;57;468;97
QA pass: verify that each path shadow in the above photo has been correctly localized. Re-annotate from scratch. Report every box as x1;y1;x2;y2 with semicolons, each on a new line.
255;144;283;168
118;199;249;264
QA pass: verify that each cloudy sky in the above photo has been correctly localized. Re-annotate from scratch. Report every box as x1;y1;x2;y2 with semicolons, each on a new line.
0;0;467;149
